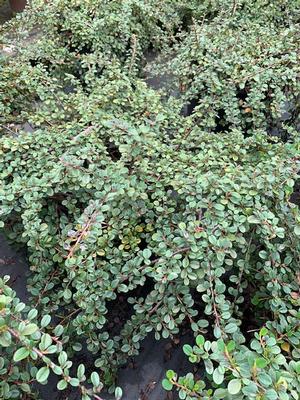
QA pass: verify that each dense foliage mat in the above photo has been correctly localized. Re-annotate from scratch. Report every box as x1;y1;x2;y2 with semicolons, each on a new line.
0;0;300;399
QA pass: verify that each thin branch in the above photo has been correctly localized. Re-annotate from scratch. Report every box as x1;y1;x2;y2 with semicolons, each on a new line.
0;123;17;135
232;0;238;15
129;34;137;74
67;212;98;259
7;327;105;400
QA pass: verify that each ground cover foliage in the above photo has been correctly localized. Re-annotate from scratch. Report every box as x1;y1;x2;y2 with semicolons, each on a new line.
0;0;300;399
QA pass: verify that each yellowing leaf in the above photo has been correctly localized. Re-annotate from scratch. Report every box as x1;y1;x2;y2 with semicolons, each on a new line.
281;342;290;352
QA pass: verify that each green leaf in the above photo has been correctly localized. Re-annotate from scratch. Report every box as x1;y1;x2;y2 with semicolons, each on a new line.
13;347;29;362
214;203;225;211
46;345;57;354
294;362;300;374
54;325;64;336
72;342;82;352
69;378;80;387
217;339;225;352
0;295;12;306
166;370;175;379
0;331;12;347
228;379;242;395
183;344;193;356
63;288;72;300
258;372;272;387
57;379;68;390
260;327;268;337
27;309;38;320
208;235;217;245
162;379;173;391
256;357;268;368
40;333;52;350
121;344;130;352
178;222;186;230
265;389;278;400
52;365;63;375
58;351;68;366
294;226;300;236
242;382;258;396
20;383;31;393
248;216;260;224
266;337;276;347
41;315;51;328
204;359;214;375
77;364;85;380
91;371;100;387
196;335;205;347
226;340;236;352
115;387;123;400
36;366;50;383
15;302;26;312
214;388;229;398
224;322;237;334
22;323;38;336
142;249;151;259
213;368;224;385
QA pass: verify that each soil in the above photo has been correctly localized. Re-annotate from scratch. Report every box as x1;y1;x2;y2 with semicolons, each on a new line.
0;0;12;24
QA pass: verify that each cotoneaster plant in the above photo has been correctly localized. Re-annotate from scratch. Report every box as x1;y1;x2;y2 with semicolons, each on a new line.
163;326;300;399
1;121;300;387
0;0;300;398
162;16;300;138
0;276;122;400
0;0;195;85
